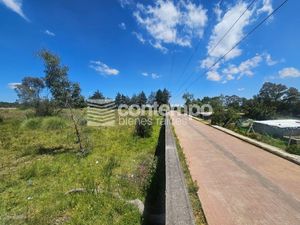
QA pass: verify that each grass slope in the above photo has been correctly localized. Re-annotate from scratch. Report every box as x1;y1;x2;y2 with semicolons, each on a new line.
0;109;162;225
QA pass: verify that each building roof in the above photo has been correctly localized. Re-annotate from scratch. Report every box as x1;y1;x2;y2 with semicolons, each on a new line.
254;120;300;128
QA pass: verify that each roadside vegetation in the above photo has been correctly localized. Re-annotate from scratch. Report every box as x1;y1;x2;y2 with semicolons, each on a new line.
0;109;163;225
183;82;300;155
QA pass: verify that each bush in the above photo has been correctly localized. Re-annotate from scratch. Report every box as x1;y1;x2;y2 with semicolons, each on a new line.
42;117;66;130
0;115;3;123
135;115;153;138
21;118;42;129
211;108;240;127
286;145;300;155
35;99;55;117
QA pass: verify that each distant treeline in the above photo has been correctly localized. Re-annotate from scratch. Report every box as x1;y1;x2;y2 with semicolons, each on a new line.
183;82;300;123
89;89;171;107
0;101;19;108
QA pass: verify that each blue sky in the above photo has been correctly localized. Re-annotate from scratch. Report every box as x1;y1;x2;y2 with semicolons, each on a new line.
0;0;299;104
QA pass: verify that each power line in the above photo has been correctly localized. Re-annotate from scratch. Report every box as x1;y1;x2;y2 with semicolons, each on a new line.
172;0;226;88
174;0;258;95
174;0;288;99
208;0;257;55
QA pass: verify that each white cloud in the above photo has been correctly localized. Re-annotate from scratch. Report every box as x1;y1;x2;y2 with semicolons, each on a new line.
206;70;221;81
119;0;132;8
8;82;21;89
151;73;160;79
150;41;168;54
132;31;146;44
0;0;29;21
44;30;55;36
89;61;119;76
205;53;275;82
202;2;253;67
119;22;126;30
200;0;277;72
222;55;263;80
213;3;223;22
142;72;160;79
238;88;245;91
184;1;208;38
279;67;300;78
264;53;278;66
133;0;207;50
257;0;273;15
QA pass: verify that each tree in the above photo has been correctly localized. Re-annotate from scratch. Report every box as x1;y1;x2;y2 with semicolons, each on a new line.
282;87;300;115
39;50;85;108
115;92;122;106
130;94;138;105
243;97;276;120
211;108;240;127
147;92;156;105
155;89;171;106
224;95;246;110
39;50;86;152
71;83;86;108
162;88;171;105
90;90;105;99
258;82;287;106
182;92;194;106
137;91;147;106
15;76;45;107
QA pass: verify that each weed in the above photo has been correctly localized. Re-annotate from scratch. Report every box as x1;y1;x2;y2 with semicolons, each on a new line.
42;117;66;130
21;118;42;130
135;115;153;138
286;145;300;155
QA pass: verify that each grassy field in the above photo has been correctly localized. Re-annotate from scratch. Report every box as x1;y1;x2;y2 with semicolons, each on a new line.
0;109;162;225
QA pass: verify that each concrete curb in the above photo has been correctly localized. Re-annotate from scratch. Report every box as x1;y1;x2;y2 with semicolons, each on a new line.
165;116;195;225
189;116;300;166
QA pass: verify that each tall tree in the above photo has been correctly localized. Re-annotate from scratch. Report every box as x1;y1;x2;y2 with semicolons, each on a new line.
115;92;122;106
182;92;194;106
258;82;288;106
137;91;147;106
38;50;84;107
147;92;156;105
162;88;171;105
90;90;105;99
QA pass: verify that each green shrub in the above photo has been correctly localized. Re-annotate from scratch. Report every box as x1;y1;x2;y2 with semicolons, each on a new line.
286;145;300;155
135;115;153;138
211;108;240;127
21;118;42;129
42;117;66;130
0;115;3;123
35;99;54;117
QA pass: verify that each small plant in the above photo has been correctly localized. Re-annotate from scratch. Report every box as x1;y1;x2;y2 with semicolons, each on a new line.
21;118;42;129
286;145;300;155
42;117;66;130
135;115;153;138
102;156;120;191
20;163;38;180
0;115;4;123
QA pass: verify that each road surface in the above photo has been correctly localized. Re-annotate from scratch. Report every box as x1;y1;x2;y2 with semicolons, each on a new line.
170;112;300;225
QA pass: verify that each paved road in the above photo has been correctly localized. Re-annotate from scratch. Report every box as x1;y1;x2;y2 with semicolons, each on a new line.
170;112;300;225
